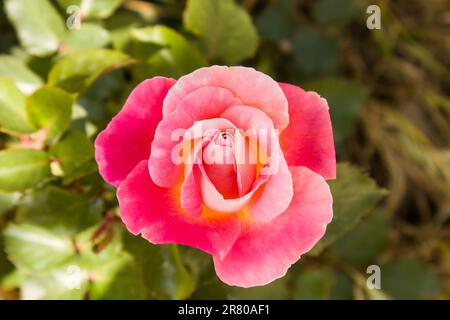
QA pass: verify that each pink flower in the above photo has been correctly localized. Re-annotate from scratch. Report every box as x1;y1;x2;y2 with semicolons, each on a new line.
95;66;335;287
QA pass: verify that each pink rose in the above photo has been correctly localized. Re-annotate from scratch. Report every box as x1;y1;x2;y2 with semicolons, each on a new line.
95;66;335;287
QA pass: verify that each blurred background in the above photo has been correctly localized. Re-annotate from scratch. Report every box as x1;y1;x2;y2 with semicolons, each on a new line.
0;0;448;300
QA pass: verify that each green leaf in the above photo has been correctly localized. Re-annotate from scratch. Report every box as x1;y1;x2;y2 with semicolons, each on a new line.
104;10;143;51
190;279;229;300
63;24;110;52
304;77;368;145
381;258;440;299
0;77;34;134
49;130;94;176
179;247;214;287
0;55;42;94
75;223;124;267
314;0;359;25
131;25;206;77
57;0;123;19
16;186;102;236
4;0;66;56
0;149;51;192
84;0;123;19
74;225;146;299
3;223;75;272
331;210;389;267
257;7;292;42
183;0;259;64
88;251;146;299
1;269;24;292
26;87;74;140
0;240;14;283
293;267;334;300
0;191;21;215
0;229;14;261
256;1;294;42
61;159;98;185
20;263;88;300
48;49;131;93
329;270;354;300
229;276;290;299
292;27;338;74
83;70;124;101
311;163;387;254
125;236;195;299
124;234;167;299
164;245;195;299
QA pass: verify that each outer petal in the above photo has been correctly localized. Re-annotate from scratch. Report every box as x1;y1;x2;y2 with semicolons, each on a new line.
95;77;176;187
117;160;241;260
213;166;333;287
163;66;289;131
278;83;336;180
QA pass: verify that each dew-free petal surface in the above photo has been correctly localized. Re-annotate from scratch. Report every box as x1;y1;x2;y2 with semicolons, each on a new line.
149;87;239;187
163;66;289;130
249;152;293;223
117;160;241;260
279;83;336;180
95;77;175;187
213;166;333;287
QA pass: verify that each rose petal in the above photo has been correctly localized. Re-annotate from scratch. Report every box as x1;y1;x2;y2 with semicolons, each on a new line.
249;152;293;223
180;167;203;216
149;87;239;187
221;105;278;194
180;132;225;217
221;105;293;222
202;141;239;198
117;160;241;260
213;166;333;287
221;105;276;133
163;66;289;130
278;83;336;180
197;163;262;214
174;86;241;120
95;77;175;187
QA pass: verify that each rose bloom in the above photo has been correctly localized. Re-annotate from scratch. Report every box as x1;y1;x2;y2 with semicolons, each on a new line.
95;66;335;287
